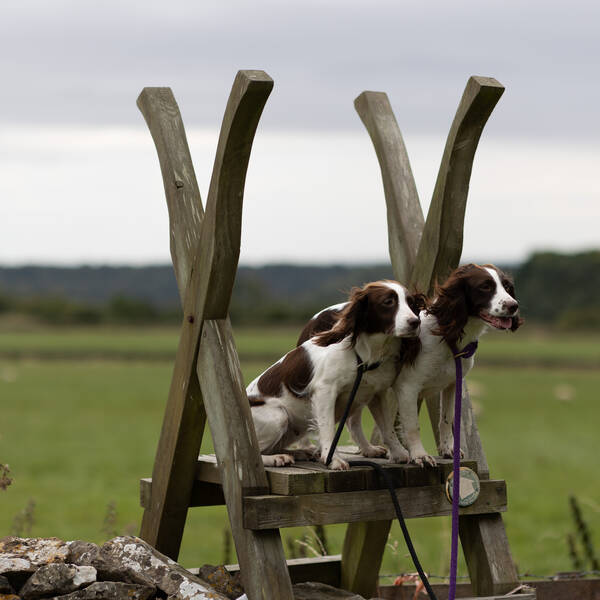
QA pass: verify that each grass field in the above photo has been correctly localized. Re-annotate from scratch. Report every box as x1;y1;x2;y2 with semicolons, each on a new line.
1;324;599;581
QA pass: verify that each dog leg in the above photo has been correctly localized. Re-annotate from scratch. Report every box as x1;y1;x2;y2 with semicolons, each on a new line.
313;392;349;471
251;403;296;467
395;380;436;467
369;391;409;463
347;406;387;458
438;383;465;459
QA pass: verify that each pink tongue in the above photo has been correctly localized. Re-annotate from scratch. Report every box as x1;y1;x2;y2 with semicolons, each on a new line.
498;317;511;329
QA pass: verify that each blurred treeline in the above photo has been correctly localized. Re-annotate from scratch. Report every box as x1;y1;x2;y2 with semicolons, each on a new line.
0;250;598;329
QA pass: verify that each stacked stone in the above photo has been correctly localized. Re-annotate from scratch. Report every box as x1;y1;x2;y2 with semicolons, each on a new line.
0;536;375;600
0;536;230;600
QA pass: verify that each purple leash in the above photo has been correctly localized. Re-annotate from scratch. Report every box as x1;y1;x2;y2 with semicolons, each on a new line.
447;340;478;600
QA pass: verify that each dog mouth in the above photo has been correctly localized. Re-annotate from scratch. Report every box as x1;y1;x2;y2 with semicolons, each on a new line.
479;311;513;330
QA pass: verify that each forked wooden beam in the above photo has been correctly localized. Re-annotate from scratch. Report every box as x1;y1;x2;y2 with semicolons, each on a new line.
344;76;518;598
354;91;424;284
138;71;294;599
411;76;505;296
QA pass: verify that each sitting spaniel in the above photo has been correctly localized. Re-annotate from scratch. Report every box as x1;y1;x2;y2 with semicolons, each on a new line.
394;263;522;465
247;280;423;470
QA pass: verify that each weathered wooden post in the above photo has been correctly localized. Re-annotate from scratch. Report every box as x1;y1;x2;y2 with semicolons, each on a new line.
343;76;519;597
138;70;295;600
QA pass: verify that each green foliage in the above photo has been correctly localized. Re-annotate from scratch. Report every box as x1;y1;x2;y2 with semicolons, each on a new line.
515;250;600;327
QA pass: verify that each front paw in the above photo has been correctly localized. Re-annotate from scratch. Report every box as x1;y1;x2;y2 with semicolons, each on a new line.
388;447;410;463
360;444;388;458
321;453;350;470
438;440;465;459
272;454;295;467
409;448;437;467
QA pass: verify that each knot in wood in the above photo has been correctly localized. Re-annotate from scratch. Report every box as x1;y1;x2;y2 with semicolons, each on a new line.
186;315;194;324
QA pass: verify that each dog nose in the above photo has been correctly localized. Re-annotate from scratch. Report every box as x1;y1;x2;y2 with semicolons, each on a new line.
504;300;518;315
408;317;420;329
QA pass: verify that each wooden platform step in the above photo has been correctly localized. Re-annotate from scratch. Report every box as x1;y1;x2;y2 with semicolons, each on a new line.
140;449;507;527
194;449;482;495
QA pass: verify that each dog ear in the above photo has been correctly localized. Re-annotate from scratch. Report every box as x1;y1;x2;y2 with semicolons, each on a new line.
344;287;370;347
430;273;469;344
313;286;368;347
407;292;427;315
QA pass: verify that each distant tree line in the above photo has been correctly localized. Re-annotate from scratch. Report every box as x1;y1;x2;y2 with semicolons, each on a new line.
0;250;598;329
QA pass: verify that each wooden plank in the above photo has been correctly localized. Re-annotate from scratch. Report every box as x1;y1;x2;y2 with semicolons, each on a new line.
198;319;293;599
243;480;507;529
200;555;342;587
378;587;536;600
459;513;520;596
137;87;207;558
196;454;326;495
354;91;424;283
340;520;391;598
140;478;225;508
411;76;505;296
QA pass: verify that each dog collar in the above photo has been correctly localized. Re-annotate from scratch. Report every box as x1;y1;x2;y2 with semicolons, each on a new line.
355;351;382;372
447;340;478;359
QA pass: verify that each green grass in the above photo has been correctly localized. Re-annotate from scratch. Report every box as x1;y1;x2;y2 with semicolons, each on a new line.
1;326;599;581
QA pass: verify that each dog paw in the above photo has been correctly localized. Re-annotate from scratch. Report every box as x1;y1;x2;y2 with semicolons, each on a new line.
360;444;388;458
388;448;410;463
410;450;437;467
322;454;349;470
438;441;464;459
270;454;295;467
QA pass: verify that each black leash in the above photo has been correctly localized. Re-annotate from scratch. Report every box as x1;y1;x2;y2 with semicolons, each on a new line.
325;352;438;600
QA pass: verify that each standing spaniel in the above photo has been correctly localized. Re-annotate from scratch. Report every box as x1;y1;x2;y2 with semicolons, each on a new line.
247;280;422;470
394;263;522;465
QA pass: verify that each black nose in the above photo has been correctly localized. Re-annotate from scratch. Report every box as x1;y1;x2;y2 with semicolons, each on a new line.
409;317;420;329
504;300;518;315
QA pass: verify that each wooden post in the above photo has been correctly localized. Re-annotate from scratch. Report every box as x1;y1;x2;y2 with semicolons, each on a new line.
138;71;294;600
346;77;518;597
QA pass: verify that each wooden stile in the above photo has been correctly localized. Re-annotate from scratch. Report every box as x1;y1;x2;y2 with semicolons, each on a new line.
138;72;522;600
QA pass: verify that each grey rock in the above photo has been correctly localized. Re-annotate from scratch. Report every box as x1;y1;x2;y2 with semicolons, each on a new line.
0;575;15;595
0;538;69;569
292;582;367;600
66;541;136;584
49;581;155;599
20;563;96;599
196;565;243;599
100;537;228;599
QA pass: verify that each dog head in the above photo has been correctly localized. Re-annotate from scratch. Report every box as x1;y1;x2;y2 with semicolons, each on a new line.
430;263;522;343
314;280;423;347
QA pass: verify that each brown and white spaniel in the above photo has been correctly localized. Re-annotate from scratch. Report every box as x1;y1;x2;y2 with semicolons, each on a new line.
394;263;522;465
247;280;422;470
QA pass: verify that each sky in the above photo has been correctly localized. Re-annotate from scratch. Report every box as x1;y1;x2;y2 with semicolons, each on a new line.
0;0;598;266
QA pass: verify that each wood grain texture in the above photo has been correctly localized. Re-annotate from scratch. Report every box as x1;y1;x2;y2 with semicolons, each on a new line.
354;91;424;284
410;76;505;296
340;520;391;598
209;555;342;588
136;87;204;302
191;452;477;497
459;513;520;596
244;480;507;529
197;318;293;599
137;88;206;558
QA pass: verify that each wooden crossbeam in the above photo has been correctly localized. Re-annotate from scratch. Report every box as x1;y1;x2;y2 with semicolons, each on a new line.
243;480;507;529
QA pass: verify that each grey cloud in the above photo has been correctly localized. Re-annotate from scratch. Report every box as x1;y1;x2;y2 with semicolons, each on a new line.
1;0;599;138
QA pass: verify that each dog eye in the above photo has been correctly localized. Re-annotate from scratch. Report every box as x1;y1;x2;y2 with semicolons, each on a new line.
382;297;396;306
479;282;492;291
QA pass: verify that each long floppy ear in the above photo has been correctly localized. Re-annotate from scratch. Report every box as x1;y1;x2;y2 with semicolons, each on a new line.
407;292;427;316
314;286;369;347
429;274;469;344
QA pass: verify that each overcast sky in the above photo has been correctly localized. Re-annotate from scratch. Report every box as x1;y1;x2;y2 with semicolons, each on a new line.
1;1;598;266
